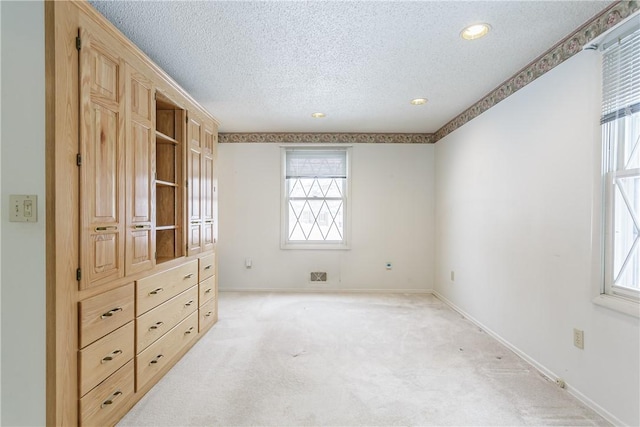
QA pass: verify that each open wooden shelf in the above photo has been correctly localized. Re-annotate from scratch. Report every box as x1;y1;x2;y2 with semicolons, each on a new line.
156;130;178;145
155;91;184;262
156;225;177;231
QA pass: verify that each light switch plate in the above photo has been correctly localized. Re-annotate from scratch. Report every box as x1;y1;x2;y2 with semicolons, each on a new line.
10;194;38;222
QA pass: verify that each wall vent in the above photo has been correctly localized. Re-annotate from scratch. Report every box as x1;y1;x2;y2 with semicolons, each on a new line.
310;272;327;282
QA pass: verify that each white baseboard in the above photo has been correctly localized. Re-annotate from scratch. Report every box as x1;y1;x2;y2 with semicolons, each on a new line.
432;290;626;427
219;287;434;294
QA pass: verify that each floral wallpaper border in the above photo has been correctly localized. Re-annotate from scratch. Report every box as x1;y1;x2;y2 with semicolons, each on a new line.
220;1;638;145
219;133;435;144
434;0;639;142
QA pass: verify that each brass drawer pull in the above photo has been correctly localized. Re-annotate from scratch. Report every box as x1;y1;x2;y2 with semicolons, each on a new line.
184;326;195;335
184;300;194;307
204;220;214;224
205;311;213;317
149;321;164;330
100;390;123;408
95;226;117;232
204;288;212;294
133;225;151;230
101;349;123;364
100;307;123;319
204;264;212;270
149;287;163;295
149;354;164;365
184;273;194;279
190;220;200;225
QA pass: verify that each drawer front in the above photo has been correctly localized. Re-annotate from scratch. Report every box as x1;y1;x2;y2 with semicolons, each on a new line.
79;321;134;397
80;360;134;427
198;253;215;281
199;297;217;332
198;276;216;307
79;283;134;348
136;311;198;391
136;285;198;353
136;260;198;315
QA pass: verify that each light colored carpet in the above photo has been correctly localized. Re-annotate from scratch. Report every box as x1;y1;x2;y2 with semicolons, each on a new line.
118;292;609;426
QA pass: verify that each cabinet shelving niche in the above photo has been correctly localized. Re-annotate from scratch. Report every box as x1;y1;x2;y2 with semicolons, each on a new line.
155;93;185;264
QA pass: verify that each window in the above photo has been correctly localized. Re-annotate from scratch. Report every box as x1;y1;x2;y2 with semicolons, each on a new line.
281;147;350;249
601;21;640;304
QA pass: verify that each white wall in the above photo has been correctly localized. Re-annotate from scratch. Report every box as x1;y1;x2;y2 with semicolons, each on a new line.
434;50;639;426
0;1;46;425
218;143;435;292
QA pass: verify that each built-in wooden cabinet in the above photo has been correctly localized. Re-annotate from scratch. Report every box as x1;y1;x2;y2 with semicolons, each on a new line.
50;2;219;425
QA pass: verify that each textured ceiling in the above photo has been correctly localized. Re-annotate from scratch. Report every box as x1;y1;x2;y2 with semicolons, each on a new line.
89;0;612;133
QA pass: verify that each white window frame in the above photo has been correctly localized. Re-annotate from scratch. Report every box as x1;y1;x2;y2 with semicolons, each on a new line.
590;11;640;318
280;145;351;250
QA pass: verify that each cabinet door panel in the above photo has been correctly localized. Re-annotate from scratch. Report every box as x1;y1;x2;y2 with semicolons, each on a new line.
80;25;125;289
187;115;202;256
202;127;215;252
125;66;155;275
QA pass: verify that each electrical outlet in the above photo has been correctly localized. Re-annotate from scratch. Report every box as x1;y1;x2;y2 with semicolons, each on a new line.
573;328;584;349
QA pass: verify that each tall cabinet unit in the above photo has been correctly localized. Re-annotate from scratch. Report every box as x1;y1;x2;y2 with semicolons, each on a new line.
48;2;220;425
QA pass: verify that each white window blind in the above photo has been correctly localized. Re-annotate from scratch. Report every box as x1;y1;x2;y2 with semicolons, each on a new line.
285;150;347;179
601;20;640;301
602;25;640;123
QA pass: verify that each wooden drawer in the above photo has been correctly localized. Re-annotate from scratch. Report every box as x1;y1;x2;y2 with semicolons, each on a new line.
199;297;217;332
136;285;198;353
198;276;216;307
79;321;134;397
80;360;134;427
136;259;198;315
79;283;134;348
199;253;215;281
136;311;198;391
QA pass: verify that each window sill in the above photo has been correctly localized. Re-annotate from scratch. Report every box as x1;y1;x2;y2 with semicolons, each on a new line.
592;294;640;318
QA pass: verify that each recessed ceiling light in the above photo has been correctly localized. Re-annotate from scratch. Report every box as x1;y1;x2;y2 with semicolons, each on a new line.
410;98;428;105
311;112;326;118
461;23;491;40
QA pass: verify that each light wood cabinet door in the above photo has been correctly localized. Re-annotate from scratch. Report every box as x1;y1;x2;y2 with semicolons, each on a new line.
79;23;126;289
202;125;216;252
125;65;155;275
186;114;202;256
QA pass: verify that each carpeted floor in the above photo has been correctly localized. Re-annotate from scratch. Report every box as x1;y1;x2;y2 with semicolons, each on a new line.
117;292;609;426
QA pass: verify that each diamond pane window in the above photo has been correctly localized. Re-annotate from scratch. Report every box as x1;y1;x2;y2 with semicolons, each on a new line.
282;148;349;247
601;23;640;301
